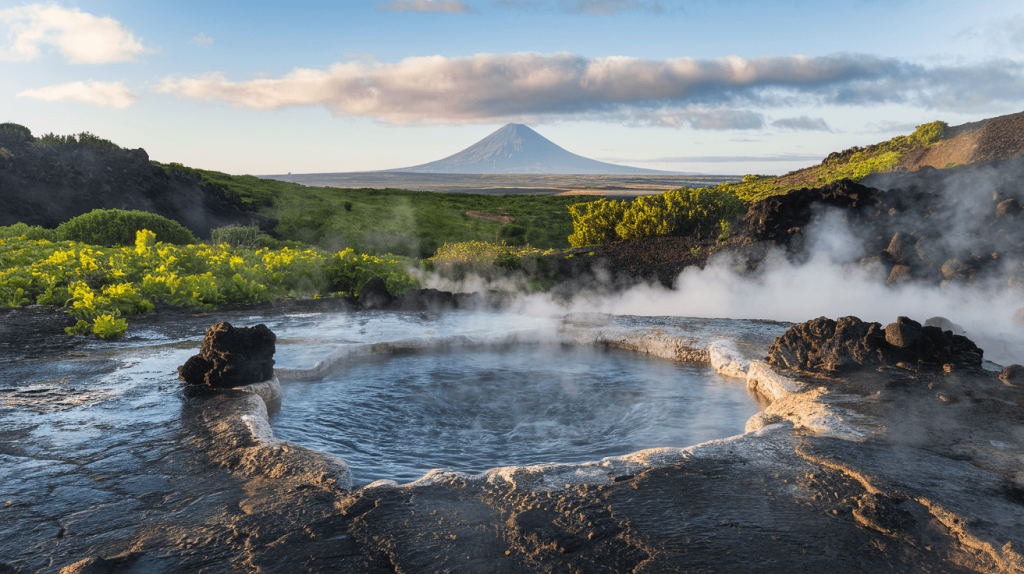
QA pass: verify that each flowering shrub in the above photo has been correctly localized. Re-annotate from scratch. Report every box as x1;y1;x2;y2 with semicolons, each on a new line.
1;230;418;338
568;187;745;248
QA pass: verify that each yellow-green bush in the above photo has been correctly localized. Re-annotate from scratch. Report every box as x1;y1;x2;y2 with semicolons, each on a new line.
568;187;745;248
428;240;554;280
0;230;419;338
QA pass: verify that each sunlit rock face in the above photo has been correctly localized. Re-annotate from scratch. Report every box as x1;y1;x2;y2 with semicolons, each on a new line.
766;315;983;373
178;321;276;388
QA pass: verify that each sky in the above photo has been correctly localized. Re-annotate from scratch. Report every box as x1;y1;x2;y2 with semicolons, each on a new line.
2;0;1023;176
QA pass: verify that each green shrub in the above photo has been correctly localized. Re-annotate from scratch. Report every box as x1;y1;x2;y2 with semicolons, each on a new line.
568;187;745;248
0;222;57;241
567;199;627;248
36;131;120;150
211;224;263;248
56;209;197;246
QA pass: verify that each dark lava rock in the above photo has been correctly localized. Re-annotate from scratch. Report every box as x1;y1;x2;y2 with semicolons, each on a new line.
886;264;912;286
357;276;394;310
885;317;922;348
178;322;276;388
767;315;982;373
741;179;877;244
885;232;911;262
996;198;1021;218
392;288;478;311
999;364;1024;387
941;259;967;280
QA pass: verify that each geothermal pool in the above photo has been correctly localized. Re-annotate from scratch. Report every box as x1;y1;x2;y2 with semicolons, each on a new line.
269;345;759;484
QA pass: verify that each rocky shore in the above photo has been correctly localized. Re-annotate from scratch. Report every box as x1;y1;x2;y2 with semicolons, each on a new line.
2;309;1022;573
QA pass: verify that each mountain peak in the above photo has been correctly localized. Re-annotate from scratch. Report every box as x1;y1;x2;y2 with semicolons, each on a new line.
390;124;673;175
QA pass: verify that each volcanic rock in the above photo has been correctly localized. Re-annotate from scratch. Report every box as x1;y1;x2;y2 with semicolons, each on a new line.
999;364;1024;387
357;277;394;310
886;264;912;286
767;315;982;373
740;179;877;244
884;232;911;262
177;322;276;388
996;198;1021;218
940;259;967;280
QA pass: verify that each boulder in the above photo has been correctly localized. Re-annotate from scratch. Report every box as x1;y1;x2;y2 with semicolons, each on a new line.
996;198;1021;218
886;265;912;286
178;322;276;388
767;315;983;373
924;316;966;335
885;317;922;348
358;276;394;310
940;259;967;280
999;364;1024;387
884;232;911;262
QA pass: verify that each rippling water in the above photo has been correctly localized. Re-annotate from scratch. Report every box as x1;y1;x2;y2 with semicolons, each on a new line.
269;344;759;485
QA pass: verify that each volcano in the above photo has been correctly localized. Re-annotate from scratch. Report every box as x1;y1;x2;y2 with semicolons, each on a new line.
391;124;674;174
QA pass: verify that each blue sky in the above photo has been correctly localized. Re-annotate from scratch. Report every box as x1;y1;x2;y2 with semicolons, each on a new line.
2;0;1023;175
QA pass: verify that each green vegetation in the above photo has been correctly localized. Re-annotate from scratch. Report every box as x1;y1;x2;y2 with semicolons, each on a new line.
36;131;121;150
53;209;198;246
568;187;745;248
716;121;949;203
209;223;304;250
427;240;555;284
153;162;593;258
567;120;952;246
0;230;419;338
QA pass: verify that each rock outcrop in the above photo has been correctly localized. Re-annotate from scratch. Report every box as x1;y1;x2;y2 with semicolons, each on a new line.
178;322;276;388
767;315;983;372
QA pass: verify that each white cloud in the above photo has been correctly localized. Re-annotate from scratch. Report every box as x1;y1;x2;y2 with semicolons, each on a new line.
496;0;663;13
154;52;1024;126
0;4;146;64
771;116;831;131
378;0;472;12
18;81;139;108
190;32;214;47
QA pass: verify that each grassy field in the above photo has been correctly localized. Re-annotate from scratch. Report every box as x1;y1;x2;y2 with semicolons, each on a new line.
158;162;593;258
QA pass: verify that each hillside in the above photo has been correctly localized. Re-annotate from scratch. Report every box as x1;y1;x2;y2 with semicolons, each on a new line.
719;110;1024;203
0;125;266;239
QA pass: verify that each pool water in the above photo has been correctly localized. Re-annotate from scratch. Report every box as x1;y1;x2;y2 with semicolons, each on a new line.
269;344;759;485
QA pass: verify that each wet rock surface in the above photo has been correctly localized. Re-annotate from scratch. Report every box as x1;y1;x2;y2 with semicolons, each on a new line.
2;312;1023;573
767;315;983;373
177;321;276;388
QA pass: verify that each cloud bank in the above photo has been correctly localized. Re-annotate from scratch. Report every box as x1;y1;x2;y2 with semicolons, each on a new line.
496;0;664;13
155;52;1024;126
18;81;139;108
0;4;146;64
378;0;473;12
772;116;831;131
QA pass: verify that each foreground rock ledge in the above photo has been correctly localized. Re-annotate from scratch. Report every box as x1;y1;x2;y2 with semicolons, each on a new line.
4;314;1023;574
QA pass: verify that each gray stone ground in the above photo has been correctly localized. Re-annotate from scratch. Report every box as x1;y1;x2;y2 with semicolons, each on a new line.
2;311;1023;573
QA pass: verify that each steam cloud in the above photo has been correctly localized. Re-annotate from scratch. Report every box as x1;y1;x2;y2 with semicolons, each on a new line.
0;3;147;64
154;52;1024;125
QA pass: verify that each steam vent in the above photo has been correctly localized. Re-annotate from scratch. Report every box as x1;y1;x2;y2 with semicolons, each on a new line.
178;322;276;388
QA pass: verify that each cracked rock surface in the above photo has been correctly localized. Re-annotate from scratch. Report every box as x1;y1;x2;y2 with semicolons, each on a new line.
2;309;1023;573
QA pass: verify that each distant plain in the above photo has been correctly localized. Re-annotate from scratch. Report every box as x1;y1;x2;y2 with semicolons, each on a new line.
264;172;741;199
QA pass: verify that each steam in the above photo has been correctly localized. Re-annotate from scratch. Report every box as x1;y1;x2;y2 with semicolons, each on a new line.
421;163;1024;366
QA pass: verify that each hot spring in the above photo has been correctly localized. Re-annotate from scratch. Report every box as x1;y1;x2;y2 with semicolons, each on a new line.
260;311;782;486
